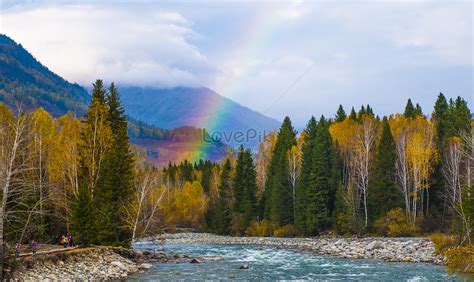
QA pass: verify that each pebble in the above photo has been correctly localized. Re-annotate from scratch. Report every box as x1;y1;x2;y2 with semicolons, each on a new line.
142;233;444;265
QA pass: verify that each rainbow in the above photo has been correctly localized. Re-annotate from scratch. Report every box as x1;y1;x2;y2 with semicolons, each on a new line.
188;7;284;164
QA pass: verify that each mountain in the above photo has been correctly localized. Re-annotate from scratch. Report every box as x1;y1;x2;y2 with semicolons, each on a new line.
119;86;280;147
0;34;89;116
0;34;229;165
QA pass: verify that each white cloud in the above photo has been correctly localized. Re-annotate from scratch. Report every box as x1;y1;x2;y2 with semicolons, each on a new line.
0;4;211;87
0;1;471;126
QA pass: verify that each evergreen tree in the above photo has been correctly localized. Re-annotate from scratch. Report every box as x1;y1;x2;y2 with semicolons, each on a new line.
232;146;245;213
263;117;296;226
414;103;423;117
100;83;134;245
215;160;233;235
305;116;336;234
452;97;471;136
358;105;367;118
72;185;95;244
201;160;212;194
233;146;258;228
404;98;415;118
349;107;357;121
335;105;346;122
241;148;258;225
433;93;449;144
295;117;317;233
367;117;402;226
366;104;374;117
73;79;112;244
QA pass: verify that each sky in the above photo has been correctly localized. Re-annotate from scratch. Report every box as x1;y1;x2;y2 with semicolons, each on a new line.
1;0;472;126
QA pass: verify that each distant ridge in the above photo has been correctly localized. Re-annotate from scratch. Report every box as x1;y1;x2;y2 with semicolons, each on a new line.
0;34;89;116
119;86;280;147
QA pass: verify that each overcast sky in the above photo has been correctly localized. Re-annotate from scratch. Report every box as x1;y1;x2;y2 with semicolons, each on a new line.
1;0;472;126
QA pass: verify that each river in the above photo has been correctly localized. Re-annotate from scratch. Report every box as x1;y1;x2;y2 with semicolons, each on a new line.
130;243;460;281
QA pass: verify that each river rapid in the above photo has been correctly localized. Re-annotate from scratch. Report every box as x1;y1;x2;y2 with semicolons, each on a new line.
130;243;459;281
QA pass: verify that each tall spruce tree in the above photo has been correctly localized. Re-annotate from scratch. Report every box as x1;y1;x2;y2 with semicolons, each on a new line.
358;105;367;118
335;105;346;122
241;149;258;225
404;98;415;118
349;107;357;121
215;160;233;235
414;103;423;117
295;117;317;233
263;117;296;226
232;146;245;213
101;83;134;245
366;104;374;117
367;117;402;226
74;79;112;244
233;146;258;228
305;116;336;235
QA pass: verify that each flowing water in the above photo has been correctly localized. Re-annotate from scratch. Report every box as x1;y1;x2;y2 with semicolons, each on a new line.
130;243;460;281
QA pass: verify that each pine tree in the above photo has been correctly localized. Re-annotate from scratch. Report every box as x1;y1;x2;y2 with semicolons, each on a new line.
349;107;357;121
215;160;232;235
264;117;296;226
100;83;134;245
74;79;112;244
295;117;317;233
232;146;245;213
335;105;346;122
358;105;367;118
367;117;402;226
305;116;336;234
414;103;423;117
72;185;95;244
404;98;415;118
241;148;258;225
232;146;257;228
433;93;449;143
366;104;374;117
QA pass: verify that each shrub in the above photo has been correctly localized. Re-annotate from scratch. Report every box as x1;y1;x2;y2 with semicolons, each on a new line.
245;220;274;237
444;246;474;274
430;233;457;254
273;225;296;237
375;208;419;237
231;213;247;236
431;233;473;274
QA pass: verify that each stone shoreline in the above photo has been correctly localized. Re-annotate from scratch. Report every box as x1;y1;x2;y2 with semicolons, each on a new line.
15;246;193;280
16;233;445;279
143;233;445;265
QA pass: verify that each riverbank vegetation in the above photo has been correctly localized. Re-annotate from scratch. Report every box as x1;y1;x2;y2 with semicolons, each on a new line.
0;80;471;276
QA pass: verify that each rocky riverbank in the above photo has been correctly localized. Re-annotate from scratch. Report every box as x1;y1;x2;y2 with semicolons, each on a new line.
142;233;444;265
14;246;193;280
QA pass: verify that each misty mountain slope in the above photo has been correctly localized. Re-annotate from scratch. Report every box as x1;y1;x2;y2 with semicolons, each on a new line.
0;34;89;116
119;86;280;146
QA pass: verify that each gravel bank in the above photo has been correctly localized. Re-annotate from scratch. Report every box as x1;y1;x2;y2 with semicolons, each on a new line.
15;246;193;280
143;233;444;265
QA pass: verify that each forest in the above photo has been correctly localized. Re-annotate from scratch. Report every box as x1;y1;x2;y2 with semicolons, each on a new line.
0;80;472;273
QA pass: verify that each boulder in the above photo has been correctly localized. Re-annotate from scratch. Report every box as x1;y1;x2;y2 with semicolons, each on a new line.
139;263;153;270
366;240;382;251
110;261;129;272
190;258;200;264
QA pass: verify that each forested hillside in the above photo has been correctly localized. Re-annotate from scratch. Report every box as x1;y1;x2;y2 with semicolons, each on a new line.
0;34;89;116
129;121;228;166
0;34;228;166
119;86;280;147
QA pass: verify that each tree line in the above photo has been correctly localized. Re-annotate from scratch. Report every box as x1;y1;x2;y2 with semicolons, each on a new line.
0;83;472;275
163;94;472;244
